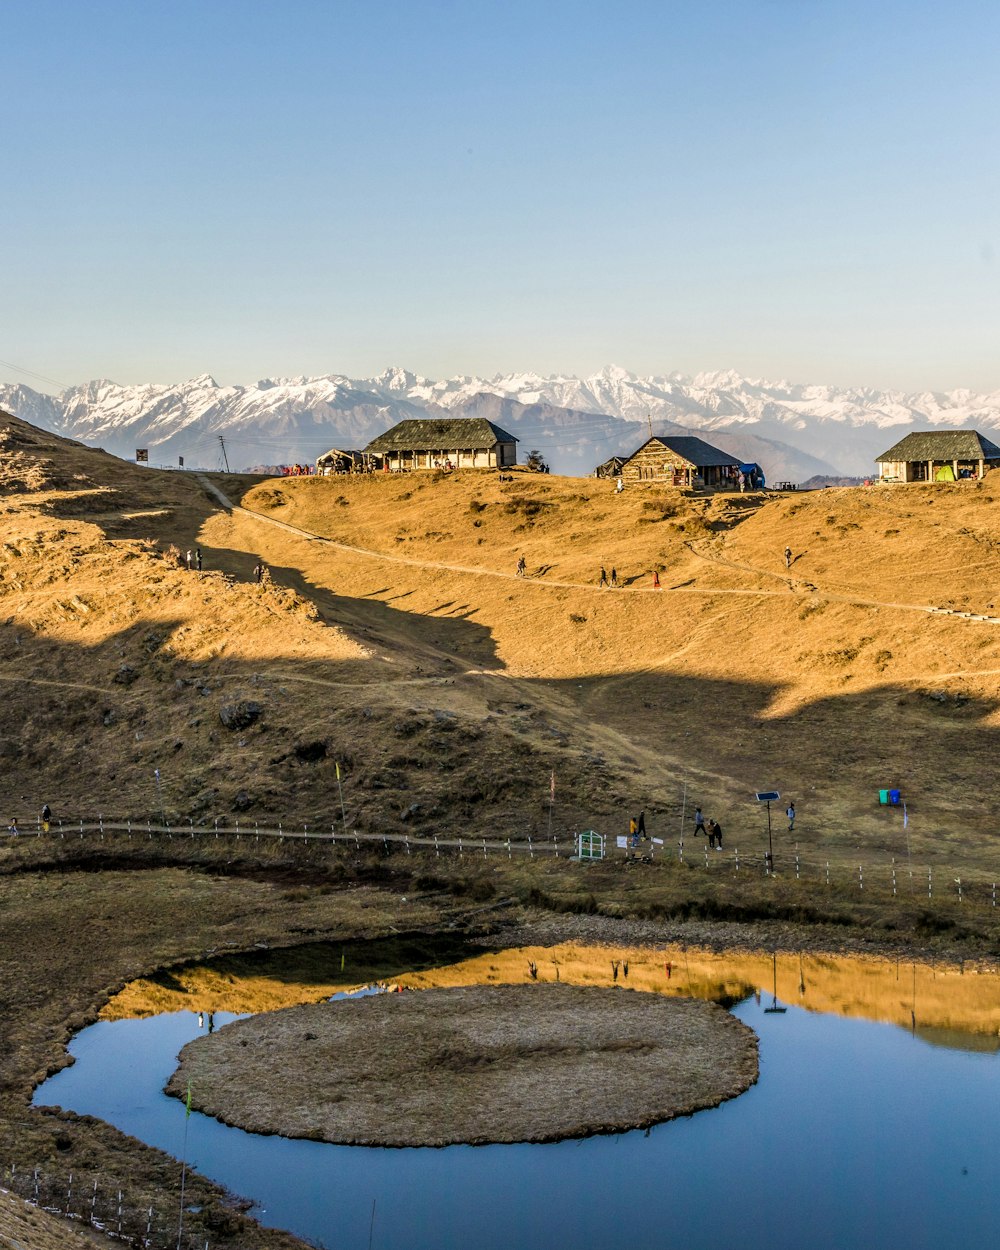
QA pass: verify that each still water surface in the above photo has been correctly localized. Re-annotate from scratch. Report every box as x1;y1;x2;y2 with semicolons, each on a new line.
35;964;1000;1250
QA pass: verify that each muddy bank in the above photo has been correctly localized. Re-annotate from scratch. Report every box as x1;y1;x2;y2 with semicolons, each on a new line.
168;983;758;1146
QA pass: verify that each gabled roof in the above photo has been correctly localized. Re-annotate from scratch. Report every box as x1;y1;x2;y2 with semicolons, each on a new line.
316;447;363;461
876;430;1000;463
364;418;517;453
627;435;740;468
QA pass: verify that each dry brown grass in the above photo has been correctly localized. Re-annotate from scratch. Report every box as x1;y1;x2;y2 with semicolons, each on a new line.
0;854;457;1250
0;1186;112;1248
166;983;758;1145
5;408;1000;883
2;405;1000;1242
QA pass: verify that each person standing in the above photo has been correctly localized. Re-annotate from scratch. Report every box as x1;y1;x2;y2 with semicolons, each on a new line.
253;562;263;584
599;566;608;587
40;803;51;832
637;811;646;837
786;801;795;831
610;567;618;587
652;570;661;589
784;546;792;569
693;806;706;837
516;555;526;577
185;549;193;570
195;547;202;571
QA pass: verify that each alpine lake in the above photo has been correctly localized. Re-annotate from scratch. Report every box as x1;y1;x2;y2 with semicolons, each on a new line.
34;938;1000;1250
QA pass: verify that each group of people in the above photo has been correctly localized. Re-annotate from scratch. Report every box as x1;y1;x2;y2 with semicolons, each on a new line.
279;464;314;476
184;548;203;571
7;804;51;836
598;567;662;588
692;806;724;849
253;561;269;584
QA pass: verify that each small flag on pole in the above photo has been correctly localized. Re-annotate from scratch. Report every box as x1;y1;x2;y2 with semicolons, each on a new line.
903;803;908;829
550;770;556;802
185;1081;192;1118
336;761;341;781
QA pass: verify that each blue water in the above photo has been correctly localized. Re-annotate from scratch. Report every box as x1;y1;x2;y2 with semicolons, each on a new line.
35;993;1000;1250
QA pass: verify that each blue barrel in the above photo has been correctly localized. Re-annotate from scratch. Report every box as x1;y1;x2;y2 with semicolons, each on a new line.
889;789;901;805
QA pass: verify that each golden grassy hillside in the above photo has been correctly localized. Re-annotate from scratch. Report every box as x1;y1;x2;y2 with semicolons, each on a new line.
4;410;1000;879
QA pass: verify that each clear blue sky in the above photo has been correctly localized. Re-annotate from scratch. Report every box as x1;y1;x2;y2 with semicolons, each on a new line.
2;0;998;393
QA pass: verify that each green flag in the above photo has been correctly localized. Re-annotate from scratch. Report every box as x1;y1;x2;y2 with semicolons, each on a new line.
185;1081;192;1118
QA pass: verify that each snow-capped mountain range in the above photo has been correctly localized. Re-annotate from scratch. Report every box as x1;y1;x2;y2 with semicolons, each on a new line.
4;365;1000;480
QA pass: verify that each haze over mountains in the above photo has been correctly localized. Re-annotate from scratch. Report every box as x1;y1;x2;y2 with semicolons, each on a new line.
4;366;1000;480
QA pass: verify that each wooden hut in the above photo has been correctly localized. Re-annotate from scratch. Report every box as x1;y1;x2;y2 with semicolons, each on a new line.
875;431;1000;483
620;436;740;488
364;418;517;471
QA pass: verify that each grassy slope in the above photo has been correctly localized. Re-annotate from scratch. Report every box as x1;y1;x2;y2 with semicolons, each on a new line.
218;469;1000;876
4;410;1000;877
4;410;1000;1244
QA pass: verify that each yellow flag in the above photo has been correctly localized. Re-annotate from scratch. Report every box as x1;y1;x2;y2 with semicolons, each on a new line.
336;761;341;781
185;1081;192;1118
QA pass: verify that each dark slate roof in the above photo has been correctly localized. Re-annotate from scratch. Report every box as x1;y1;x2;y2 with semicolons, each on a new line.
629;435;740;468
876;430;1000;463
364;418;517;453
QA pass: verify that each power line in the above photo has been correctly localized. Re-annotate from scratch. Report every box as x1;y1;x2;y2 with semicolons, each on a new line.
0;356;75;393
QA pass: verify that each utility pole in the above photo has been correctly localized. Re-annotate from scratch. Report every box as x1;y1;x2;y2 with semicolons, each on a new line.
646;411;653;439
218;435;230;473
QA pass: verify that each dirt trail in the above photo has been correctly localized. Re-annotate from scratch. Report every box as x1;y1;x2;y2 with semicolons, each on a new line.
684;538;1000;624
200;476;997;624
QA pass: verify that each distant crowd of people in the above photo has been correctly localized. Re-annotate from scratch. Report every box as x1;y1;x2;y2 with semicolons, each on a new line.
623;799;796;858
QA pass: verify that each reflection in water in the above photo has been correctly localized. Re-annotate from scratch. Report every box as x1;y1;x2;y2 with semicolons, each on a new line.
37;971;1000;1250
103;940;1000;1049
764;952;787;1015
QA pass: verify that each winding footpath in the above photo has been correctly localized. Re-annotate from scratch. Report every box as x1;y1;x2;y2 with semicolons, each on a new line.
197;475;1000;626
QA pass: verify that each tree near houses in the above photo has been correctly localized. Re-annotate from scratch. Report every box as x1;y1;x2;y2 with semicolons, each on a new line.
525;448;546;472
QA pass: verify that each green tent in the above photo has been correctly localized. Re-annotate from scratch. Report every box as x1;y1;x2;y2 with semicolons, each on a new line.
934;464;956;481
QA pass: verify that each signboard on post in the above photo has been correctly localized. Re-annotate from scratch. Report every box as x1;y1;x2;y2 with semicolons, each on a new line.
135;449;148;463
178;455;185;467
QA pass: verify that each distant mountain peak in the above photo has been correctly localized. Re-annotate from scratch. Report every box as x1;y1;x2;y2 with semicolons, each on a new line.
4;364;1000;480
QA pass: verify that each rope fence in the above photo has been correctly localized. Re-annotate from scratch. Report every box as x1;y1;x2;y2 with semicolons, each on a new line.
3;1164;212;1248
5;816;1000;914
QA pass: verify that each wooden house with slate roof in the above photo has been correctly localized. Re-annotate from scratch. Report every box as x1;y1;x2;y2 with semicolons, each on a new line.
875;430;1000;483
364;418;518;471
620;435;741;488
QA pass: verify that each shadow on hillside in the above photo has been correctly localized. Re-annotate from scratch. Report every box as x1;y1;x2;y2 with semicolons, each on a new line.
2;584;1000;874
240;550;505;673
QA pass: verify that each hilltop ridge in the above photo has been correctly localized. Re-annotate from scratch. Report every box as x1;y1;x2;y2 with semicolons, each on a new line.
3;406;1000;877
